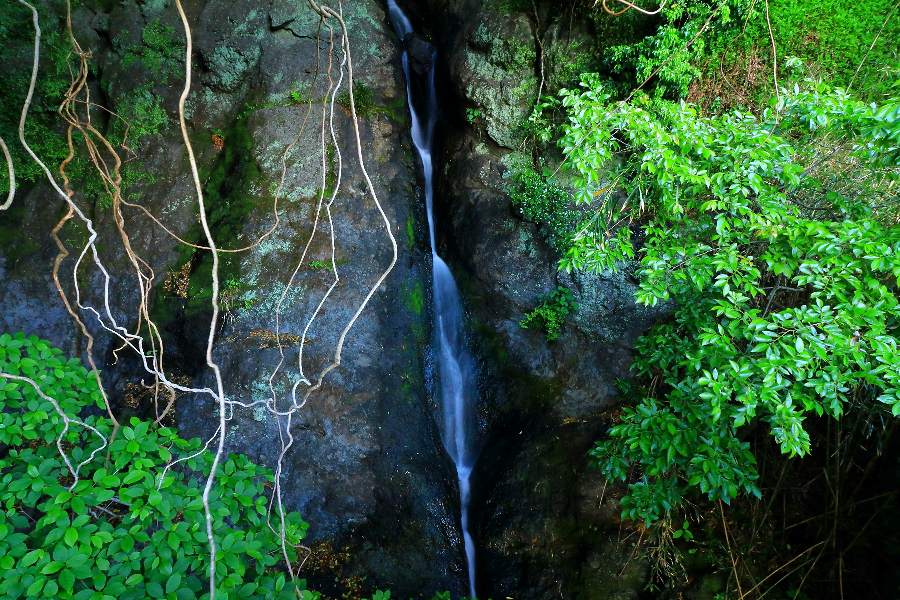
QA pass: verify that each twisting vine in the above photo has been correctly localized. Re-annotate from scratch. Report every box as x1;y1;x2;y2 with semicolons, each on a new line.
600;0;668;17
0;135;14;210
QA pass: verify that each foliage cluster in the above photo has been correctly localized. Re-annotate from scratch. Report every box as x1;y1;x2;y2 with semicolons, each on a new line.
520;286;577;341
604;0;751;98
600;0;898;104
337;83;378;119
113;84;170;144
118;20;183;80
0;5;173;206
555;74;899;523
506;161;578;253
0;333;313;599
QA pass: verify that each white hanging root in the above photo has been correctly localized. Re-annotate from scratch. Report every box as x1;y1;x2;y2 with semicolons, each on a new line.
601;0;667;16
12;0;399;594
14;0;132;427
262;0;400;582
172;2;229;597
0;373;108;490
268;20;340;397
295;28;345;389
263;18;341;581
297;0;399;409
0;135;14;210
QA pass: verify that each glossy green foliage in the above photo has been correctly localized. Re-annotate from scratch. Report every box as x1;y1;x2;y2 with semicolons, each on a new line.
557;75;900;523
520;286;577;341
0;333;313;599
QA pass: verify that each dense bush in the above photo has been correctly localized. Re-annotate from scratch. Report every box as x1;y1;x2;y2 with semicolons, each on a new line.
0;333;313;599
555;75;899;523
0;1;73;191
602;0;898;104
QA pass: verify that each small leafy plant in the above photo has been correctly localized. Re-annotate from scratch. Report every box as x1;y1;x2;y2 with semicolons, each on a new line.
506;163;578;253
520;286;577;341
337;83;378;118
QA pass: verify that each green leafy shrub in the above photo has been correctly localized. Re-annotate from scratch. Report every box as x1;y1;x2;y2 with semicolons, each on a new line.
706;0;900;102
0;332;314;599
337;83;377;118
289;86;312;106
557;75;900;523
520;286;577;341
506;162;578;253
113;84;169;145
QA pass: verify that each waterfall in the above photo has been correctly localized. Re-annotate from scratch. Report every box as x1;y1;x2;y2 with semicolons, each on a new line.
387;1;478;596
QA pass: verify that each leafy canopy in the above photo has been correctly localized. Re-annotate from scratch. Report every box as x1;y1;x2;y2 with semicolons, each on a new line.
556;74;899;523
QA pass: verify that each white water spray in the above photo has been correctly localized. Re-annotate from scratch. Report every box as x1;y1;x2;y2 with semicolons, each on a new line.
387;1;478;596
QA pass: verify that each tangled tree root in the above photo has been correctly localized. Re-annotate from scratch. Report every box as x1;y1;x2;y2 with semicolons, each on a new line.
3;0;400;598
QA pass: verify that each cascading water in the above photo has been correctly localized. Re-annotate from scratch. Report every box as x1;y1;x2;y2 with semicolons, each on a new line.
387;1;478;596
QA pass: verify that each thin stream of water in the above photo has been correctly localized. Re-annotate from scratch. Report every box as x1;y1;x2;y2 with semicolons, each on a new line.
387;1;478;596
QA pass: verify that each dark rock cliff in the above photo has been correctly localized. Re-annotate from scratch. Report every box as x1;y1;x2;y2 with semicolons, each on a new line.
415;1;665;597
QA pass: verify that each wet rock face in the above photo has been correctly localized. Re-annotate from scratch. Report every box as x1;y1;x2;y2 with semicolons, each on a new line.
418;0;664;597
0;0;464;595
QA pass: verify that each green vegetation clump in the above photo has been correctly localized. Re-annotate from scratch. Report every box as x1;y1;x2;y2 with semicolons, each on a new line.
0;2;73;193
404;281;426;316
221;277;257;312
604;0;752;99
506;162;578;253
520;286;577;341
119;20;183;79
0;5;172;205
0;333;312;599
337;83;377;118
157;115;263;322
556;74;899;523
114;84;169;144
706;0;900;102
289;85;312;106
405;216;416;250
